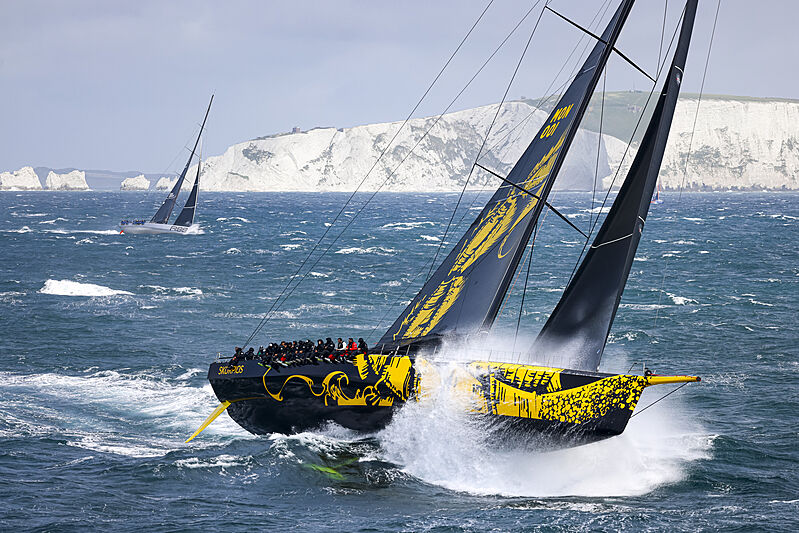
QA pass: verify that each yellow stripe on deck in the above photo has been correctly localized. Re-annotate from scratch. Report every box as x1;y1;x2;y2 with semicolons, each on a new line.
185;400;231;443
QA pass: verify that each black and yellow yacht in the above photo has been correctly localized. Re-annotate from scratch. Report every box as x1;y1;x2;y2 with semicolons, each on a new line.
189;0;702;446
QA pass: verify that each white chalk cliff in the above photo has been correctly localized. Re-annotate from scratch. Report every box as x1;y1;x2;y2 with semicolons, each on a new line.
45;170;89;191
155;176;177;190
194;102;620;193
193;95;799;192
657;96;799;190
0;166;42;190
120;174;150;190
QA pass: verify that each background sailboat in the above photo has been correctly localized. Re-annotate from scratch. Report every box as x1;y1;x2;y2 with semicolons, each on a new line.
120;95;212;235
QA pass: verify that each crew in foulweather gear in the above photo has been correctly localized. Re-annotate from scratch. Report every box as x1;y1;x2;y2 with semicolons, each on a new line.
228;347;244;367
358;338;368;354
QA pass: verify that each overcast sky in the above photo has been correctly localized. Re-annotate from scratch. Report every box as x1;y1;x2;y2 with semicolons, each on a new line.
1;0;795;173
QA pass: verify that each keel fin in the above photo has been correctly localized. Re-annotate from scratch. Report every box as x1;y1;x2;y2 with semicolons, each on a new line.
185;400;231;443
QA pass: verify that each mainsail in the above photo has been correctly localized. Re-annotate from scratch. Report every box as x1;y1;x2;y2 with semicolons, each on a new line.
174;155;201;227
532;0;698;372
379;0;636;347
150;95;213;224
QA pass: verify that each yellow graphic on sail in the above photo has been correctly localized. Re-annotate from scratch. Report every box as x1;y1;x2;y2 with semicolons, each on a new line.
395;132;567;340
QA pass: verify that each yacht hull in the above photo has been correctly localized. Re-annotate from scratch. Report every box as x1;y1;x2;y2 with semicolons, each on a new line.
120;223;199;234
207;355;684;445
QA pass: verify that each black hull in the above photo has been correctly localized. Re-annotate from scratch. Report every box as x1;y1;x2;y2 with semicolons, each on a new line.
227;398;394;435
206;355;660;445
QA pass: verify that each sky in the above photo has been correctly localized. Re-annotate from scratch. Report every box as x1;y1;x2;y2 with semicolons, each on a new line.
1;0;796;173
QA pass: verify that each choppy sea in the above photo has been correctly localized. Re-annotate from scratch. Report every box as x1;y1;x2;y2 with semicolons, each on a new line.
0;191;796;532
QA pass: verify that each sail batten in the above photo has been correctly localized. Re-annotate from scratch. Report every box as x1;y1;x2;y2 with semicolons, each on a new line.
378;0;637;348
531;0;699;372
150;95;213;224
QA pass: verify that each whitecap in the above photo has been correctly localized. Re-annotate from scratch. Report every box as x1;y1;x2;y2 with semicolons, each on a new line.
665;292;697;305
39;279;133;297
224;247;241;254
140;285;202;296
335;246;396;255
382;221;435;230
2;226;32;233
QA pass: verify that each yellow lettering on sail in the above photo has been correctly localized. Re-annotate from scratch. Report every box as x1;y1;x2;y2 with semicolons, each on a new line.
394;131;567;340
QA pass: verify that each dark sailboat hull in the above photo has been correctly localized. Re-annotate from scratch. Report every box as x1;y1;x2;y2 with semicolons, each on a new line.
207;355;692;445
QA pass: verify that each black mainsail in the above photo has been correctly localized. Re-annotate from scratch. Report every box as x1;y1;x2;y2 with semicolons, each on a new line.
173;157;201;227
378;0;636;348
532;0;698;372
150;95;213;224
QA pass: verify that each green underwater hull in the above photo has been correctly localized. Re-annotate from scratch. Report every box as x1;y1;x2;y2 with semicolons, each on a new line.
205;354;696;445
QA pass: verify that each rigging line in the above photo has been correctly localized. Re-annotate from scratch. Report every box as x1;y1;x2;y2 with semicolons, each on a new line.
474;163;588;238
246;0;547;346
630;382;689;418
453;0;614;235
544;5;656;83
564;6;686;286
513;221;539;353
657;0;669;75
239;0;496;348
371;0;611;338
478;0;614;164
426;0;548;279
655;0;720;327
590;69;607;231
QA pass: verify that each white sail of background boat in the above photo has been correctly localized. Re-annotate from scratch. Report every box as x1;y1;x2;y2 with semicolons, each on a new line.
120;95;212;235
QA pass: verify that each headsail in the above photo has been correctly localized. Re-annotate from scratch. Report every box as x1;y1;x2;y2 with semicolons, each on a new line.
378;0;636;348
532;0;698;372
150;95;213;224
174;152;201;227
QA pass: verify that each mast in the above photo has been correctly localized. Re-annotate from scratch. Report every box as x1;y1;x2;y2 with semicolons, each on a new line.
378;0;636;349
532;0;698;372
150;95;213;224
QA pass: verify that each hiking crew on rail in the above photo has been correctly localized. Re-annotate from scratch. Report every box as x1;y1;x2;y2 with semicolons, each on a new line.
228;337;367;367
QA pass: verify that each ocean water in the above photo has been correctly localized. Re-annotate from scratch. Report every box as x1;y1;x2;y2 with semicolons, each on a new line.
0;191;796;532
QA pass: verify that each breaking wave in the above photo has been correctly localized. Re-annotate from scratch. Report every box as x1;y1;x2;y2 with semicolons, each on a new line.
381;221;435;230
39;279;133;297
335;246;397;255
139;285;203;296
0;369;251;456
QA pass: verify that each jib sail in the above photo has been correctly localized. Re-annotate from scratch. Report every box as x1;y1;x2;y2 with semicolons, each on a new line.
532;0;698;372
173;156;201;227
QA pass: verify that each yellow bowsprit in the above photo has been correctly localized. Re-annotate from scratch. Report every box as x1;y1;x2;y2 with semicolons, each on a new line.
185;401;231;443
